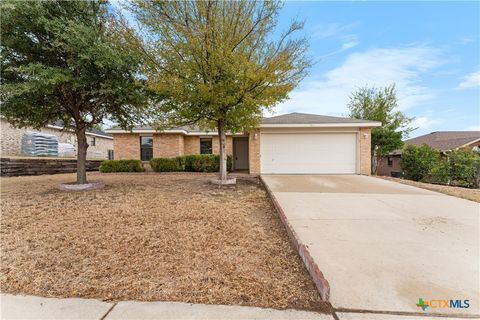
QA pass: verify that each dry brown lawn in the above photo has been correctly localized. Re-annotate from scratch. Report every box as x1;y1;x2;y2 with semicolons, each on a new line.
0;173;329;312
377;176;480;202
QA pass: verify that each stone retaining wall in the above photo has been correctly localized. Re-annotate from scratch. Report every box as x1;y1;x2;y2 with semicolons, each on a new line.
0;158;102;177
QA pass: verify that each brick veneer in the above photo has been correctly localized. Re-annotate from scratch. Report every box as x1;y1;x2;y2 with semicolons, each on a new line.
212;136;233;155
114;133;140;160
153;133;184;157
184;136;200;154
114;133;236;160
360;127;372;175
248;129;261;175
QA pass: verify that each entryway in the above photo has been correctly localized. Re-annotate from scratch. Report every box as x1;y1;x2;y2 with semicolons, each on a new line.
233;137;249;171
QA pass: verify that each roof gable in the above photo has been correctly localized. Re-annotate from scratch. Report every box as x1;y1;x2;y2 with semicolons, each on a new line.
261;112;378;125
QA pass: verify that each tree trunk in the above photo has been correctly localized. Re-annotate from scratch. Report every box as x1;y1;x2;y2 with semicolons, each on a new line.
76;128;89;184
374;156;383;176
217;119;227;181
371;149;378;175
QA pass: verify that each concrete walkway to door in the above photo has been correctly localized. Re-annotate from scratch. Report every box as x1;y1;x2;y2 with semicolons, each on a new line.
261;175;480;318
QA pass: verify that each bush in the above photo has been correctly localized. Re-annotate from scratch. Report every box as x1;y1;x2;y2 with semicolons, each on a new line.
150;157;184;172
99;160;144;173
400;144;440;181
426;159;450;185
447;148;479;188
150;154;233;172
401;146;480;188
191;154;219;172
188;154;233;172
474;156;480;189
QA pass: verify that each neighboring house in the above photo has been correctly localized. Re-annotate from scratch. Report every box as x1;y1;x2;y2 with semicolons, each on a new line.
377;131;480;177
105;112;381;175
0;118;114;159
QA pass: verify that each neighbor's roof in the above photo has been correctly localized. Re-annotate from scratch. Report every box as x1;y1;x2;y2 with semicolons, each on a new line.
106;112;381;133
402;131;480;152
49;120;112;139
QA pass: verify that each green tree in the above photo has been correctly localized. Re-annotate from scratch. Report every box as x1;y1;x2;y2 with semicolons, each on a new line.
348;84;415;174
400;144;439;181
1;0;150;184
128;0;311;182
447;148;479;188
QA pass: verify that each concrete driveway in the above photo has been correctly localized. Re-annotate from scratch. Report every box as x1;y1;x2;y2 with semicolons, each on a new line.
262;175;479;318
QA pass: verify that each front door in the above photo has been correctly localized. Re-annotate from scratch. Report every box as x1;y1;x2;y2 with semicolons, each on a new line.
233;138;249;170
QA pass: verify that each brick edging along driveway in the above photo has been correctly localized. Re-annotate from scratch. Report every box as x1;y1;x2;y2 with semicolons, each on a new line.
259;176;331;301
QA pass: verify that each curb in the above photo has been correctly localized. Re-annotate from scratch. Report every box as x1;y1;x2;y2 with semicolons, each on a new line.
259;176;331;302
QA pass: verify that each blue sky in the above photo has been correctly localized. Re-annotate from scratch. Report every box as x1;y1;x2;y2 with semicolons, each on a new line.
273;1;479;137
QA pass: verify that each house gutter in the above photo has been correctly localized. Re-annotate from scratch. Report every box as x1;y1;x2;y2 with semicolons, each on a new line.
260;122;382;128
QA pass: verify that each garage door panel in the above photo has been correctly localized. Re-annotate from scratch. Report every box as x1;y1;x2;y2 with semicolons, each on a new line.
260;133;357;174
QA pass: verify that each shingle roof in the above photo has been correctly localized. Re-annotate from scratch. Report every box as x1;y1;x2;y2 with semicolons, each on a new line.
261;112;379;124
107;112;379;132
86;127;112;138
404;131;480;152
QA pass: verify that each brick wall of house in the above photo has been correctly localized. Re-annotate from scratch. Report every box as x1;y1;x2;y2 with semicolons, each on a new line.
1;118;112;159
248;129;260;175
153;133;184;157
111;127;374;176
113;133;237;160
377;155;402;176
184;136;200;154
114;133;140;160
359;127;372;175
183;135;234;155
212;136;233;155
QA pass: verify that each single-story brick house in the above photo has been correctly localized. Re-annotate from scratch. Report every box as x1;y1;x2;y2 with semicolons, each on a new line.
377;131;480;176
105;112;381;175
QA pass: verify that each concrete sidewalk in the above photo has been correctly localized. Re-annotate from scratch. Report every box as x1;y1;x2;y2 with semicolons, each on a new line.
0;294;333;320
2;294;476;320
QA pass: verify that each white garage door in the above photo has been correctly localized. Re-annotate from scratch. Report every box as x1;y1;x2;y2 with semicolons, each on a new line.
260;133;357;174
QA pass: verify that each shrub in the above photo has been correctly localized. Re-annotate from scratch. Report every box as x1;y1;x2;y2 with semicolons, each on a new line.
186;154;233;172
400;144;439;181
474;156;480;189
191;154;219;172
99;160;144;173
426;159;450;185
150;154;233;173
150;157;184;172
183;155;198;172
447;148;479;188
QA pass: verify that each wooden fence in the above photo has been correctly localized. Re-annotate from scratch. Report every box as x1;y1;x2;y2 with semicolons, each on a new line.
0;157;103;176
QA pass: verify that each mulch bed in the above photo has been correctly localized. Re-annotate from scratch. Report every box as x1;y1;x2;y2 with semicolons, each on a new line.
377;176;480;202
0;173;330;313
